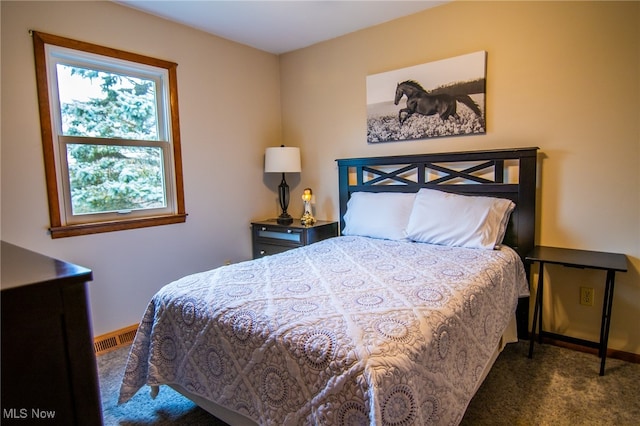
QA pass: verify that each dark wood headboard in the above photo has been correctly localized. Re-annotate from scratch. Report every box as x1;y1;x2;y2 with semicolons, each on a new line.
336;147;538;260
336;147;538;337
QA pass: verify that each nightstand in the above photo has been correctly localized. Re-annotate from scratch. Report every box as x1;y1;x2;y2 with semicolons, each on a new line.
251;219;338;259
526;245;628;375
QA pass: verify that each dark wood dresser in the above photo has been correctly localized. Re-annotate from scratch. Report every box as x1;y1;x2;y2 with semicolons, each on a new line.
1;241;102;425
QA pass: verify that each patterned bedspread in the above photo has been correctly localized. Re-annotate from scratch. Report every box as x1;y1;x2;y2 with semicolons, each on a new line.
119;236;528;425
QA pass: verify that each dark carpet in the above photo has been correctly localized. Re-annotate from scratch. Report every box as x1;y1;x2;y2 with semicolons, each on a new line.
98;340;639;425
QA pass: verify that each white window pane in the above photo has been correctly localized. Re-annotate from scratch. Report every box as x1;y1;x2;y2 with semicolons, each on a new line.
57;64;159;140
67;144;166;215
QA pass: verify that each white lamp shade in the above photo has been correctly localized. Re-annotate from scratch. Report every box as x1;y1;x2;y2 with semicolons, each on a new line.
264;146;301;173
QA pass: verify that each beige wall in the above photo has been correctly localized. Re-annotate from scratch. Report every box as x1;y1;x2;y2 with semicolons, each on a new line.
1;1;282;335
279;1;640;354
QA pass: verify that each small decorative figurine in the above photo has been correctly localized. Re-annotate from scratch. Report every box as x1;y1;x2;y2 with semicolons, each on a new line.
300;188;316;226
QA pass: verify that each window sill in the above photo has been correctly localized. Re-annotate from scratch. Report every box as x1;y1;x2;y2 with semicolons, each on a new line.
49;214;188;238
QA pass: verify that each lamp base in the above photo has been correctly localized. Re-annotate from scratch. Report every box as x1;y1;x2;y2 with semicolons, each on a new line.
276;173;293;225
277;214;293;225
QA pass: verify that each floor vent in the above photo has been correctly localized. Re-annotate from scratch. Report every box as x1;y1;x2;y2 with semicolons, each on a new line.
94;324;138;356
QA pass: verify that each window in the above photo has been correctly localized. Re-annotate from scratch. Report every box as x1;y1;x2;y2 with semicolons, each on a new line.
32;32;186;238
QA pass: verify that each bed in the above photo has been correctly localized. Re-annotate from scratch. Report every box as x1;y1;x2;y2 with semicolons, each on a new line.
119;147;538;425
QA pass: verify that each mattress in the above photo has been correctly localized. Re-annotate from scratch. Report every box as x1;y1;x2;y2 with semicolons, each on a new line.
119;236;528;425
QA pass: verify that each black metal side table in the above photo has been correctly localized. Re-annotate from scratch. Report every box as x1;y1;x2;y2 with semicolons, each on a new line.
526;245;628;376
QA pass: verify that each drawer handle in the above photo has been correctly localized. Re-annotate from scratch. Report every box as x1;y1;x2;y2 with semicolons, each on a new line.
260;250;266;255
261;227;267;231
287;229;292;234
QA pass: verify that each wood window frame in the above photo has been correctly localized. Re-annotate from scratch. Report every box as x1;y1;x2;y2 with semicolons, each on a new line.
32;31;187;238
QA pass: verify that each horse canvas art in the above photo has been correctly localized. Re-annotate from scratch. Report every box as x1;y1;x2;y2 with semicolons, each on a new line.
367;51;486;143
394;80;483;124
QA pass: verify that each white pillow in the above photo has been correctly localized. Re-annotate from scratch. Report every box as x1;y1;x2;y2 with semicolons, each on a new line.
342;192;416;241
406;188;515;249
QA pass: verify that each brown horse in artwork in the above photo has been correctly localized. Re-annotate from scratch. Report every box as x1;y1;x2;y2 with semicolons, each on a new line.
394;80;482;124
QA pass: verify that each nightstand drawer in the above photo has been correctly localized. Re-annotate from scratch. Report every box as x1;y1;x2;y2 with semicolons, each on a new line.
253;243;293;258
255;226;304;245
251;219;338;259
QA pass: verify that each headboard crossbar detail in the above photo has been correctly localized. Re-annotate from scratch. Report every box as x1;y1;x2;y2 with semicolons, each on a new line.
359;160;503;186
361;164;418;186
426;160;499;184
337;147;539;259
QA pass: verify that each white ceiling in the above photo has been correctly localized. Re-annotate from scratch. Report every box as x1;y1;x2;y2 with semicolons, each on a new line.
116;1;447;54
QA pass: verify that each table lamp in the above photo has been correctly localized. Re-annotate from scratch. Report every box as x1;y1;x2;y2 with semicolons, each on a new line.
265;145;301;225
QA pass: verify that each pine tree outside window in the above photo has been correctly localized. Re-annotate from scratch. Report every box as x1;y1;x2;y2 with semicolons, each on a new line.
32;32;186;238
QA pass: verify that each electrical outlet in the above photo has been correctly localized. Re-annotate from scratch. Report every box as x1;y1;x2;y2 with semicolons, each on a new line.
580;287;594;306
